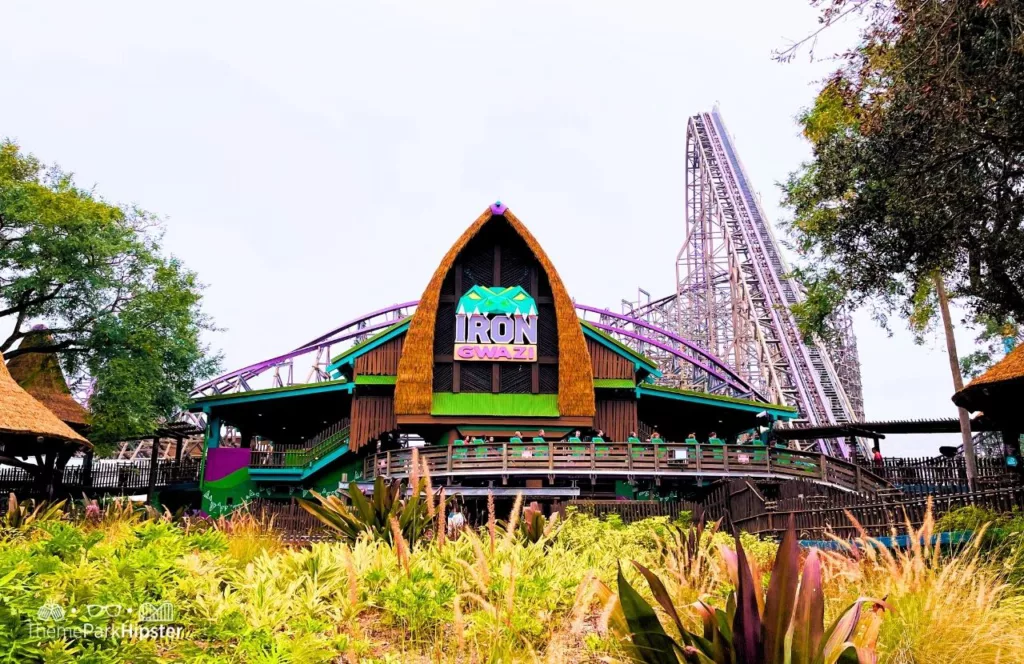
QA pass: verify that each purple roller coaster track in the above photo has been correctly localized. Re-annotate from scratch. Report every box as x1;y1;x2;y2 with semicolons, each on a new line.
190;300;766;402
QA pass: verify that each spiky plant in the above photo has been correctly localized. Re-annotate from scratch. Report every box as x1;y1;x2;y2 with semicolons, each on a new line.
519;502;560;545
298;475;447;546
609;517;888;664
1;493;65;538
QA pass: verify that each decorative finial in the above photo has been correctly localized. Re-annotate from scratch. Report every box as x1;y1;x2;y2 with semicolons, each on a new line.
490;201;507;215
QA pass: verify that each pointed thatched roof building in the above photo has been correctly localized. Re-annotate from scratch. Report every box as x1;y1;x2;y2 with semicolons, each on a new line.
5;327;90;431
0;348;89;446
953;343;1024;418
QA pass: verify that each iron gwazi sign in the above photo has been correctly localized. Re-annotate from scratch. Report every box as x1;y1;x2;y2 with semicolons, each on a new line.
454;286;537;362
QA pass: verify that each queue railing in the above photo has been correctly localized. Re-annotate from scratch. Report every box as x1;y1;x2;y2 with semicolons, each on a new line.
361;442;890;494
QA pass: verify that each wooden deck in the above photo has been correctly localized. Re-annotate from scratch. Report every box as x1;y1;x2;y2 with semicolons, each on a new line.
362;442;891;494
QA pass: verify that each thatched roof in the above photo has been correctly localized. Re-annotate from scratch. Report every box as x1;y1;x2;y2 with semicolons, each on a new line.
953;343;1024;413
0;349;90;445
5;328;90;427
395;204;595;417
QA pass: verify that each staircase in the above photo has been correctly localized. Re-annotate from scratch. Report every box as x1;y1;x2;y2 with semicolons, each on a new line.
249;419;351;480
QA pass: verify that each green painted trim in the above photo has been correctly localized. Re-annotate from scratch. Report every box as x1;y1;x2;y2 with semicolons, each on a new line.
580;322;662;377
637;384;797;419
354;374;397;385
190;379;353;409
327;319;410;373
594;378;636;389
431;392;560;417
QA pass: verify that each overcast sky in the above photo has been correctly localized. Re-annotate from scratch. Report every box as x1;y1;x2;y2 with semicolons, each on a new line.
1;1;975;455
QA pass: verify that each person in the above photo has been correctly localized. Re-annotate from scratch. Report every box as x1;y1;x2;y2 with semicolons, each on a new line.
685;432;698;444
571;429;582;441
514;430;523;439
537;429;546;440
872;447;883;466
522;446;533;458
447;505;466;538
595;429;609;442
708;431;723;445
487;436;495;444
650;429;662;442
377;455;387;476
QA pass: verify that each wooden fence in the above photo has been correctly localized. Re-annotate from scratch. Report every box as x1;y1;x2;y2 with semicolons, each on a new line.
0;459;202;496
863;456;1017;493
560;499;698;523
247;499;335;543
702;479;1024;540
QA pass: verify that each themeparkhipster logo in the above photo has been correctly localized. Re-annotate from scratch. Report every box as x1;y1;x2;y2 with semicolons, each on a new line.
454;285;538;361
28;600;187;641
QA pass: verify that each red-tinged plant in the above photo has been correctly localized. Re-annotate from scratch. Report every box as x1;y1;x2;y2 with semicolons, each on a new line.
611;516;888;663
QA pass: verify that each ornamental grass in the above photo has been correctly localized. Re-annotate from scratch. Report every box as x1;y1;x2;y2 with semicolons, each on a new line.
0;492;1022;663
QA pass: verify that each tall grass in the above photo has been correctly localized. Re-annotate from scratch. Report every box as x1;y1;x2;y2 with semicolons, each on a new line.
2;492;1022;663
821;503;1024;663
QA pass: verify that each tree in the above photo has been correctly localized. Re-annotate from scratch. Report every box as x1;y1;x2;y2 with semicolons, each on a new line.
0;139;220;452
781;0;1024;484
782;0;1024;336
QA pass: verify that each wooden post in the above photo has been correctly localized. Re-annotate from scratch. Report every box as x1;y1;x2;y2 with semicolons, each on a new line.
820;454;828;482
695;444;702;472
502;442;508;473
590;441;596;470
627;442;633;472
855;465;863;493
83;448;94;490
654;442;660;474
447;443;453;473
548;441;554;471
146;437;160;504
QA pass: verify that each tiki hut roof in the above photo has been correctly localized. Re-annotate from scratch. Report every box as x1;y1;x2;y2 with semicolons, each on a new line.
395;204;595;417
5;328;90;427
0;349;90;445
952;343;1024;415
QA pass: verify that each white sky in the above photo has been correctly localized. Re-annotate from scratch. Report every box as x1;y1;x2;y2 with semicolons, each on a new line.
1;0;976;456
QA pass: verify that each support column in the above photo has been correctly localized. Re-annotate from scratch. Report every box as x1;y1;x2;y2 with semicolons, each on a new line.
146;436;160;504
83;448;94;490
206;414;222;449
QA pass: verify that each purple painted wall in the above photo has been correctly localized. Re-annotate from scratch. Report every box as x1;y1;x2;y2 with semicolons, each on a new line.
204;447;250;483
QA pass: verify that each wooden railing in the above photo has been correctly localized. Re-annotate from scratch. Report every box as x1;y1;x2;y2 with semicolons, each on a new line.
859;456;1018;493
0;458;202;495
250;419;351;469
362;442;891;494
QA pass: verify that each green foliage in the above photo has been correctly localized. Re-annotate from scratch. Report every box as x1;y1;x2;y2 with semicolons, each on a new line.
0;139;220;450
935;505;1001;534
0;493;65;539
610;521;886;664
297;475;447;546
781;0;1024;335
519;502;560;544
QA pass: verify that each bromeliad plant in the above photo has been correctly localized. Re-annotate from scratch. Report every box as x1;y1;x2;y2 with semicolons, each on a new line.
610;517;888;664
298;474;447;546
